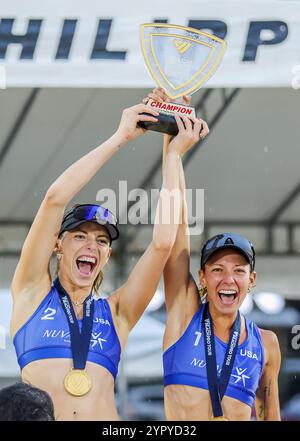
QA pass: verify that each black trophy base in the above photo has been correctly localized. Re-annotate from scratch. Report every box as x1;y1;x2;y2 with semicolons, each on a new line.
138;112;179;136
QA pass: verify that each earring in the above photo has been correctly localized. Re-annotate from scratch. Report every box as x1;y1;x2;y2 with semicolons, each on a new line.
247;286;251;293
57;253;62;261
199;287;207;303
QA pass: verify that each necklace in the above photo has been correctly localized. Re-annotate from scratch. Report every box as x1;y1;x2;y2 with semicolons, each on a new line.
71;293;93;307
71;300;84;307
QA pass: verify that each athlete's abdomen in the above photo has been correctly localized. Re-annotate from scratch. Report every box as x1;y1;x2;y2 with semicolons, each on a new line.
164;384;252;421
22;358;119;421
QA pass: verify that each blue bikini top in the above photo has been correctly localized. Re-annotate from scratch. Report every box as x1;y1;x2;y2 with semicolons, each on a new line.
163;304;264;407
13;284;121;379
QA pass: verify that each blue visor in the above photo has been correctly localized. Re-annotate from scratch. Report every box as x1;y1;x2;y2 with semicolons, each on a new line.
59;204;119;241
201;233;255;271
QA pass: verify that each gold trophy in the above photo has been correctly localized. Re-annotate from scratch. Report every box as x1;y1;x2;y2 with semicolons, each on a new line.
139;23;226;135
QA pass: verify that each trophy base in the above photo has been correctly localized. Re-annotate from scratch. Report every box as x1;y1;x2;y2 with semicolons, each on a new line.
138;99;196;136
138;112;179;136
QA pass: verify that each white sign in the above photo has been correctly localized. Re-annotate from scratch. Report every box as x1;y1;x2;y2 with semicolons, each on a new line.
0;0;299;87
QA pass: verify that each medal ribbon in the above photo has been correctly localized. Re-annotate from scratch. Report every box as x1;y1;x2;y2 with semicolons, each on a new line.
203;302;241;418
54;278;94;370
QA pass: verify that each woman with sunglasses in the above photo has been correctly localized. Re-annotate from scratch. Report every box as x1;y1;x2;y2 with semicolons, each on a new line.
10;102;206;420
147;88;281;421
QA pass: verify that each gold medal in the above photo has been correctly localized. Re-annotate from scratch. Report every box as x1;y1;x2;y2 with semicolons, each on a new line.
64;369;92;396
209;415;229;421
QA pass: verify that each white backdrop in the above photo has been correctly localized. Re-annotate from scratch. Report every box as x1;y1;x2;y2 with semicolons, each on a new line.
0;0;299;87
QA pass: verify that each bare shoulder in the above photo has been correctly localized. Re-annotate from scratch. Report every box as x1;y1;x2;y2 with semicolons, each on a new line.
11;274;52;317
259;328;280;348
167;273;199;317
106;289;129;348
164;278;200;351
12;273;51;299
107;290;119;317
259;328;281;366
10;276;52;338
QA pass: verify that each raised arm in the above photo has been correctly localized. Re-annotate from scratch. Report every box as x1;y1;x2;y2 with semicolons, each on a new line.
113;113;204;332
11;104;159;306
150;89;209;317
255;330;281;421
163;136;196;312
